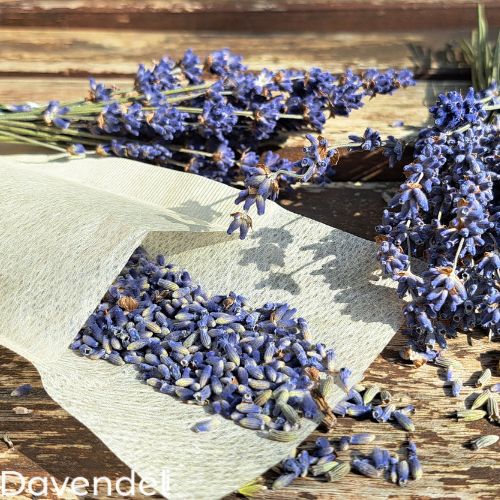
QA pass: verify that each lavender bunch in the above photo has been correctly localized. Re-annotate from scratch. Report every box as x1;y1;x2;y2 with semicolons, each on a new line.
70;247;349;435
376;88;499;358
0;48;413;187
234;86;499;354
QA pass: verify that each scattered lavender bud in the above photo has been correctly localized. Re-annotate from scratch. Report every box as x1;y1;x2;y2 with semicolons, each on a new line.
10;384;32;397
408;454;423;480
311;461;338;476
350;433;376;445
338;367;353;392
351;457;381;479
451;378;463;397
379;390;392;404
476;369;492;388
338;436;350;451
363;385;380;405
191;419;215;433
486;395;499;422
373;403;395;423
371;447;390;470
271;473;297;490
389;455;399;484
267;429;299;443
397;460;410;487
393;410;416;432
470;435;499;450
456;409;487;421
325;461;351;482
237;479;267;497
470;390;491;410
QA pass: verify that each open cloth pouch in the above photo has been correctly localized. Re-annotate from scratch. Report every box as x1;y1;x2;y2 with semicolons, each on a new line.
0;155;402;499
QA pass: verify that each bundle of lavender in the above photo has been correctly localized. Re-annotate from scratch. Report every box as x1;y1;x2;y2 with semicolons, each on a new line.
0;48;414;187
238;86;499;357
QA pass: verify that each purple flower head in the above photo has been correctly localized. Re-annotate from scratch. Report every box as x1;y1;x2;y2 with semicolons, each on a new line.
299;134;338;181
272;69;296;93
251;69;279;96
43;100;70;129
362;68;415;96
123;102;144;136
237;152;289;216
212;143;235;172
179;48;203;84
205;49;247;77
302;95;326;130
67;143;86;156
251;97;283;140
383;135;404;167
227;212;253;240
430;88;487;131
134;57;179;104
88;78;113;102
199;100;237;141
148;105;188;140
99;101;122;134
390;181;429;216
304;67;336;96
348;127;382;151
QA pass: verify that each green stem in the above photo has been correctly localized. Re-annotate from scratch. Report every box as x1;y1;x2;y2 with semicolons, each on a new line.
64;91;209;117
169;146;213;158
0;119;118;142
0;82;215;121
0;129;68;152
175;106;304;120
0;123;101;146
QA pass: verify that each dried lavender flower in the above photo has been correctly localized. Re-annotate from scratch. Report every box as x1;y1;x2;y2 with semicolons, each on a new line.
476;369;492;388
191;419;216;433
470;390;491;410
470;435;499;450
10;384;32;397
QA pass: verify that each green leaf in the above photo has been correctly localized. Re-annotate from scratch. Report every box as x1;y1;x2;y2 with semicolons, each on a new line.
461;4;500;89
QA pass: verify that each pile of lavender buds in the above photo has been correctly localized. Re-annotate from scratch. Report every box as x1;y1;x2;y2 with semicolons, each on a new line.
70;247;348;435
234;86;499;359
272;436;422;490
0;48;413;191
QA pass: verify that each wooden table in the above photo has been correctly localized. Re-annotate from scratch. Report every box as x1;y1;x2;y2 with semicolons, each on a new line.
0;2;499;498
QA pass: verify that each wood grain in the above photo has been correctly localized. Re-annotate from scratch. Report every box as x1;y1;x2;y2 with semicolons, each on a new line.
0;28;472;78
0;1;499;32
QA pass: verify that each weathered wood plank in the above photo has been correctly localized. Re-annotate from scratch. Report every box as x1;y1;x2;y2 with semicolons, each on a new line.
0;28;472;77
0;1;498;32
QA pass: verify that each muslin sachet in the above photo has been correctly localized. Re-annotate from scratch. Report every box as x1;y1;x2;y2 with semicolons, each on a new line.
0;155;402;499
